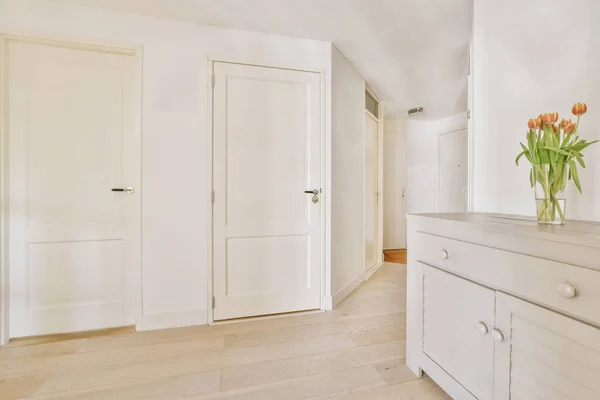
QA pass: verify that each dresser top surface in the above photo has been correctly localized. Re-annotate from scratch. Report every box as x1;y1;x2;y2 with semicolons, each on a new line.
408;212;600;248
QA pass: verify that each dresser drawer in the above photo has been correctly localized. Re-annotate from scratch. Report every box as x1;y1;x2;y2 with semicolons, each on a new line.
415;232;600;327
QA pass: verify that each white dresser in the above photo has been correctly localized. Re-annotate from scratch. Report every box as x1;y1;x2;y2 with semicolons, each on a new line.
406;213;600;400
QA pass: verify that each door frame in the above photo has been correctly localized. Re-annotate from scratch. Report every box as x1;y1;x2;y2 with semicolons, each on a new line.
206;57;327;324
364;86;384;277
0;29;143;345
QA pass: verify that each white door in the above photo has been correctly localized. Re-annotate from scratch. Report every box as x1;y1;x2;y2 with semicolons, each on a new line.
212;62;321;321
365;113;379;270
7;39;140;338
397;133;407;249
494;292;600;400
437;129;468;212
383;128;407;250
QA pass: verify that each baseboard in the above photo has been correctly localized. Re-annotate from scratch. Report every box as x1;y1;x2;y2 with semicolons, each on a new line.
137;309;207;331
0;323;7;347
332;271;366;308
365;261;384;280
5;326;135;347
211;309;324;325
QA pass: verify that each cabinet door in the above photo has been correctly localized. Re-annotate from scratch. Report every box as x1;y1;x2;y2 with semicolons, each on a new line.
422;265;495;399
494;292;600;400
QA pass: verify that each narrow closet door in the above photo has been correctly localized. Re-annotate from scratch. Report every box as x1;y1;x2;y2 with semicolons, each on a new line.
365;112;379;270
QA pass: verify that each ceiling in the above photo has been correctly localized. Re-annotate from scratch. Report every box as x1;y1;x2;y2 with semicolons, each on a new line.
55;0;473;118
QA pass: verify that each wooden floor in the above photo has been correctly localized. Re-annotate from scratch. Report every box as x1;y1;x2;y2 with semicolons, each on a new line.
0;263;448;400
383;249;407;264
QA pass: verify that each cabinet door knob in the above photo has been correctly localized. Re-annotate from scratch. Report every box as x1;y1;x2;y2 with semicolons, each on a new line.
440;249;449;260
491;329;505;343
556;283;578;298
476;322;490;336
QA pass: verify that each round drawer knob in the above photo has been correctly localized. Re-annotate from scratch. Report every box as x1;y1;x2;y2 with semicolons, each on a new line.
476;322;490;336
491;329;505;343
440;249;449;260
556;283;578;298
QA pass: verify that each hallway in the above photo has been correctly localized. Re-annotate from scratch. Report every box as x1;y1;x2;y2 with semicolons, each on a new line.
383;249;408;264
0;263;448;399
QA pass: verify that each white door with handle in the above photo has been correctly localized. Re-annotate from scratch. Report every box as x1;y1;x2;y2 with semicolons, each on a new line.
437;128;468;212
212;61;322;321
383;128;407;250
365;113;379;271
6;39;140;338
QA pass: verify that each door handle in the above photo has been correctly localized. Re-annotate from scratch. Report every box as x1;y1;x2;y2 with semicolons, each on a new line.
112;187;135;194
304;189;319;204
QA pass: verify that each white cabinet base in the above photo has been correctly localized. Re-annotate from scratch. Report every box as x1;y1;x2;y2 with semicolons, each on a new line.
407;213;600;400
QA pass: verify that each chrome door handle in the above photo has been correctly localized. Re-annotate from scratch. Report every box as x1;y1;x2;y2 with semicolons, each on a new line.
112;187;135;194
304;189;319;204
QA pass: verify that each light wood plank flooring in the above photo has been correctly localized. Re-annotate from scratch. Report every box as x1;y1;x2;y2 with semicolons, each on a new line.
383;249;407;264
0;263;448;399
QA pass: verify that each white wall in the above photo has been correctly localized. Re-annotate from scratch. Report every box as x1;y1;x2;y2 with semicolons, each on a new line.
472;0;600;221
437;113;468;136
330;45;365;301
383;118;407;249
405;119;438;214
0;0;332;330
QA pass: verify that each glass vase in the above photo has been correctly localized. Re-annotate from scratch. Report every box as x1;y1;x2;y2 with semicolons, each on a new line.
532;164;569;225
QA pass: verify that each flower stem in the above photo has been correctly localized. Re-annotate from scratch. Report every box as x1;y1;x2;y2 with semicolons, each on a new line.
554;197;565;222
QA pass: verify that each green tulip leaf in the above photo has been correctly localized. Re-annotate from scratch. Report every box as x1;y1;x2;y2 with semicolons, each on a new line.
519;143;534;164
569;160;583;194
515;150;526;166
529;167;534;187
572;151;586;168
541;146;571;156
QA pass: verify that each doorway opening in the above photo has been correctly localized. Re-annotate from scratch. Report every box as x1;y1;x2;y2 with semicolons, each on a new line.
382;118;407;264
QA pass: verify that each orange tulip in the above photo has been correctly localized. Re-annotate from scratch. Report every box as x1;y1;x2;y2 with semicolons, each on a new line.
541;113;554;125
552;124;559;134
550;112;559;123
572;102;587;116
565;122;576;134
560;118;576;131
528;119;538;130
